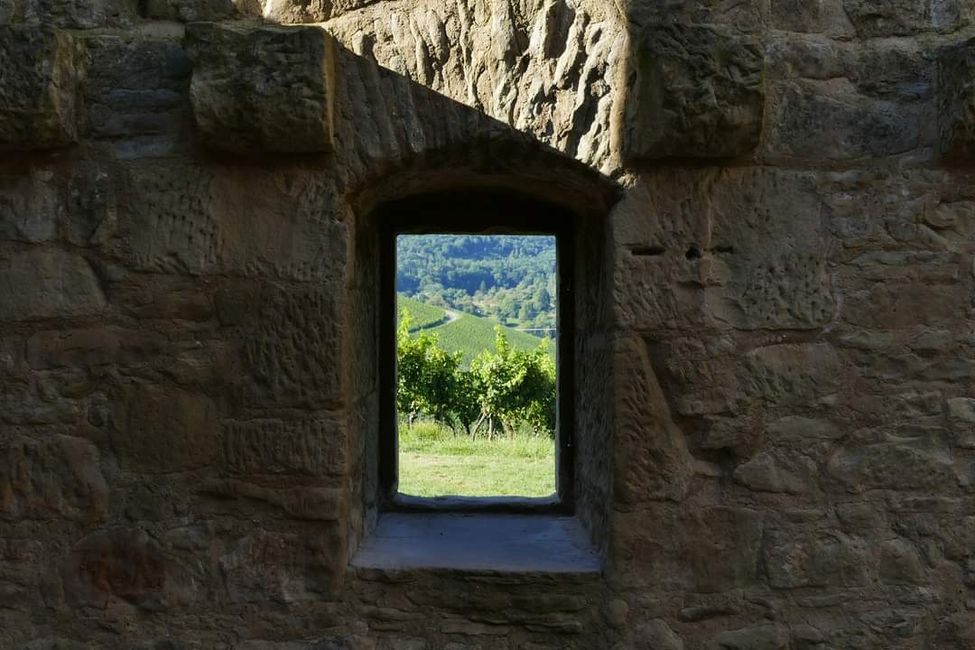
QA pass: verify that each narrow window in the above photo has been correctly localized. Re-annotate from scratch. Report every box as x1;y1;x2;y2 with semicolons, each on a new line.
379;210;574;512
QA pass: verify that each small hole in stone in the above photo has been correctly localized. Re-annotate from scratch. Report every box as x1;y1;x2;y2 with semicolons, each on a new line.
685;244;702;260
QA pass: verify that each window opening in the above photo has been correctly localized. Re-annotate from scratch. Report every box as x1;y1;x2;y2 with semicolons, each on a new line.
395;233;558;499
378;209;574;513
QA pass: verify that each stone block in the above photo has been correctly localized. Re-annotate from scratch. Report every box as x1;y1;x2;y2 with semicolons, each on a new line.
62;528;195;610
0;249;106;321
261;0;378;23
140;0;242;21
770;0;855;36
623;23;764;162
242;286;343;408
707;169;834;330
939;38;975;160
713;625;790;650
221;418;345;477
843;0;971;37
826;439;960;493
765;527;869;589
218;529;340;603
83;35;193;159
199;479;344;520
768;80;924;160
26;329;118;369
185;22;334;154
113;384;219;473
0;169;59;242
739;343;842;407
113;163;346;279
0;435;108;521
766;416;843;444
21;0;137;28
733;450;817;494
613;337;693;505
614;505;763;592
615;619;684;650
947;397;975;448
0;26;79;149
629;0;764;32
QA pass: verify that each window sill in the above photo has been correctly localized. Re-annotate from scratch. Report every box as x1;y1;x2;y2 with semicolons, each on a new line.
351;512;601;574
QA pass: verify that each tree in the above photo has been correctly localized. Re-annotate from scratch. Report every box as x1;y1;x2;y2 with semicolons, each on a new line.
396;314;556;440
470;328;556;439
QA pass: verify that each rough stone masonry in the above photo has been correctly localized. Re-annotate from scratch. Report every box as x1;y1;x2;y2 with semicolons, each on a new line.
2;0;975;648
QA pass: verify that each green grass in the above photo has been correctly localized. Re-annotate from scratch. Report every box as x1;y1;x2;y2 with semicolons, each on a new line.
398;421;555;497
433;313;551;366
397;295;447;331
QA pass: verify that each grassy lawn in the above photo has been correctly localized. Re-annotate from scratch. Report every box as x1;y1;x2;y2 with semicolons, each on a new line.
398;421;555;497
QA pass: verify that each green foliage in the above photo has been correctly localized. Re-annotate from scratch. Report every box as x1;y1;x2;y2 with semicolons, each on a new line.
396;314;557;439
433;310;552;366
396;310;462;426
397;295;446;331
396;234;557;332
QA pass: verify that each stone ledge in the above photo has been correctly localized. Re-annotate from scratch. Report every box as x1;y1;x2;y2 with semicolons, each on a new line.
352;513;601;575
185;22;335;154
0;25;80;150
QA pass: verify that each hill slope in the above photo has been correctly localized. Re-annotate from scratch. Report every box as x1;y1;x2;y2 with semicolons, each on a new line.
397;294;551;366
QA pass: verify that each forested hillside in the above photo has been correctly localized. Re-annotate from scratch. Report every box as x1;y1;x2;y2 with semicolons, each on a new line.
396;234;557;332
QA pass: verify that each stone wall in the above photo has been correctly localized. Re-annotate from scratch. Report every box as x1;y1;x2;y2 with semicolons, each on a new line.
2;0;975;648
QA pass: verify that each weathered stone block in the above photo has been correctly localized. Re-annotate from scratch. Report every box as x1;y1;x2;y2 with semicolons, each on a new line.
614;337;693;505
769;80;924;160
62;528;194;610
83;35;193;159
0;169;59;242
765;529;869;589
826;439;959;493
733;450;817;494
199;479;344;520
0;26;79;149
614;506;763;592
113;384;218;473
770;0;855;36
185;22;334;153
140;0;242;21
0;249;106;321
242;286;343;408
948;397;975;448
739;343;842;407
222;418;345;477
0;435;108;521
623;23;764;162
843;0;971;37
713;625;790;649
22;0;137;28
26;329;118;369
260;0;379;23
219;529;340;603
939;38;975;160
630;0;764;32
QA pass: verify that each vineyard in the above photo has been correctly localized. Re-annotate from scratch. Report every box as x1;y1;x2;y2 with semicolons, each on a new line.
397;294;553;366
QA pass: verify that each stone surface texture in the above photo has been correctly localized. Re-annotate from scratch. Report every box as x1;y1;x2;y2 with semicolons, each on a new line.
623;23;765;161
186;22;335;153
1;0;974;648
0;25;79;148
